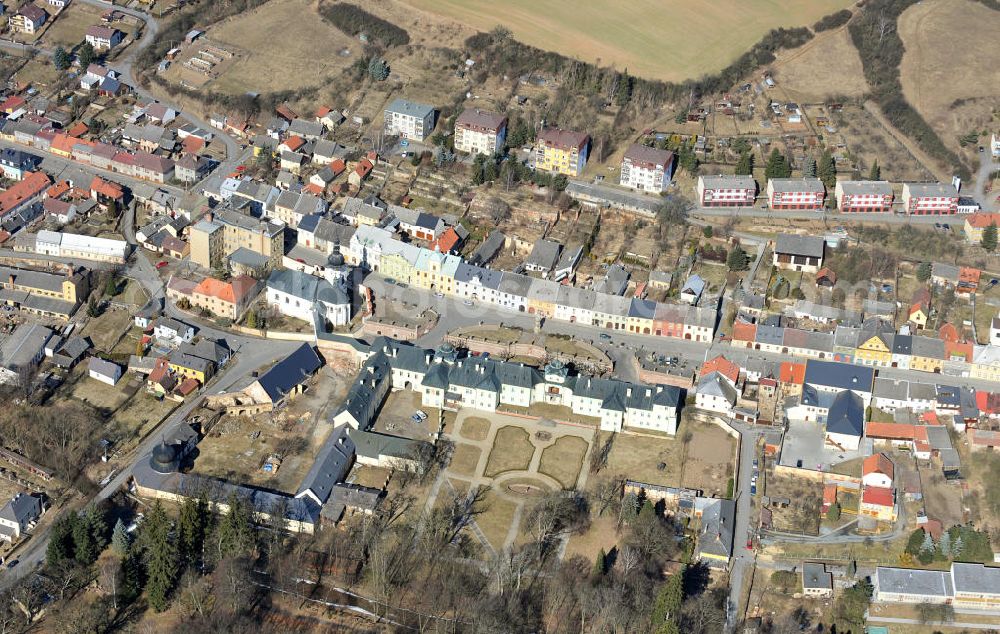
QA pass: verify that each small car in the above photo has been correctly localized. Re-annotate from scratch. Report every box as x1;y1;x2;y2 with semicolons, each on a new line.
155;261;168;269
434;292;444;298
5;559;18;569
599;333;612;341
463;299;473;306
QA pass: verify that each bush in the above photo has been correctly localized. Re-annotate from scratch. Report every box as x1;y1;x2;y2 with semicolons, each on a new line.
770;570;798;593
319;3;410;47
813;9;853;32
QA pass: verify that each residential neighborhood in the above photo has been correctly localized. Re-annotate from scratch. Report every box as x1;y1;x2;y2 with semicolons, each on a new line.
0;0;993;631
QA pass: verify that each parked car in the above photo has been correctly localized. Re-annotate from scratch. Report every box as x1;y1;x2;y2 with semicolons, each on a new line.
463;299;474;306
155;261;168;269
599;333;612;341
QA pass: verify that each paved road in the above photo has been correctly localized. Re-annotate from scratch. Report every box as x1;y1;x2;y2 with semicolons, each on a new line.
725;420;762;632
0;139;187;198
972;155;999;212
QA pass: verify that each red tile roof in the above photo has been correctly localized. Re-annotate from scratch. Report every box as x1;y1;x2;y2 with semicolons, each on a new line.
328;159;346;175
863;453;894;481
430;226;461;254
193;275;257;305
731;321;757;342
0;95;25;113
0;171;50;214
538;127;589;150
861;486;893;507
282;135;305;152
46;180;71;200
938;322;959;343
181;135;205;155
89;176;124;200
354;158;373;178
700;355;740;384
779;361;806;385
965;212;1000;228
67;122;89;137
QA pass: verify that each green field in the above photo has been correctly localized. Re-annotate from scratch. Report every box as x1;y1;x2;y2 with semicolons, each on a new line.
401;0;857;81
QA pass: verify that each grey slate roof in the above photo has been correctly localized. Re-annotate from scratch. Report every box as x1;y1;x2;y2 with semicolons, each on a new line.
826;390;864;438
255;344;323;402
0;493;40;526
385;98;435;120
804;360;874;392
775;233;825;258
876;567;953;598
295;425;355;505
802;563;832;590
698;498;735;560
697;371;737;404
526;239;562;271
952;563;1000;596
770;177;824;193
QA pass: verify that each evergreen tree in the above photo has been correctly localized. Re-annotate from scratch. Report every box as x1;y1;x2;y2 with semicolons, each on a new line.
592;548;606;578
939;530;952;558
142;501;179;612
119;550;144;604
178;496;208;571
367;57;390;81
218;493;257;558
826;502;841;521
553;173;569;191
918;532;936;564
916;261;932;282
982;223;998;252
803;156;817;178
818;150;836;188
470;154;486;185
952;535;964;559
73;512;98;565
702;226;713;238
53;46;71;71
638;499;656;522
47;514;76;564
727;244;749;271
85;505;109;552
905;528;927;555
868;160;881;180
764;148;785;181
651;571;684;633
78;42;96;69
112;519;131;556
735;150;754;176
614;69;633;106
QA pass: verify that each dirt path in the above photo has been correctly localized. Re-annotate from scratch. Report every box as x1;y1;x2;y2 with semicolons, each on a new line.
863;101;950;182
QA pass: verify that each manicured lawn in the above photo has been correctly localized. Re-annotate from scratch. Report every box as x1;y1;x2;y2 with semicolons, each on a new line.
484;426;535;477
538;435;588;489
448;443;481;478
458;416;491;442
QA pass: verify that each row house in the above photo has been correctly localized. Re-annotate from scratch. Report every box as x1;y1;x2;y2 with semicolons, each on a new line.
347;224;716;342
902;182;959;215
271;190;326;229
766;178;825;210
834;180;893;212
696;174;756;207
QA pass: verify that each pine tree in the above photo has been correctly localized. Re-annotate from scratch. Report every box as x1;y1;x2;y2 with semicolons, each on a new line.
982;223;998;252
85;504;109;552
73;512;98;565
143;501;179;612
939;530;952;558
727;245;749;271
735;151;754;176
78;42;95;69
111;519;131;556
651;571;684;630
614;69;633;106
53;47;71;71
178;496;207;571
868;160;881;181
803;156;817;178
764;148;784;181
827;502;841;521
952;535;964;559
818;150;836;188
367;57;390;81
592;548;606;578
916;261;932;282
218;494;257;558
47;514;76;564
918;531;936;564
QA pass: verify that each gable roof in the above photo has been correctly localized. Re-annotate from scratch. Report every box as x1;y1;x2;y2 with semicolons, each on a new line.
826;390;865;438
863;453;894;481
775;233;825;258
254;344;323;402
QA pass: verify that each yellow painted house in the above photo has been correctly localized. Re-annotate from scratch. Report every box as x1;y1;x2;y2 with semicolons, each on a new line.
908;304;928;328
168;352;212;384
380;251;416;286
855;333;893;366
910;337;945;373
534;128;591;177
